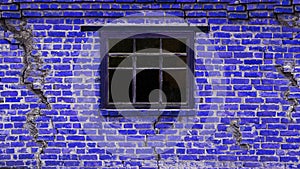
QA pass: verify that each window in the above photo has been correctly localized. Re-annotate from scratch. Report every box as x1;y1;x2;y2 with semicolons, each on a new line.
100;29;195;109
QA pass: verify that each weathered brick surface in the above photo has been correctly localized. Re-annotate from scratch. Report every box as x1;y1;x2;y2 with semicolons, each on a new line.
1;0;300;168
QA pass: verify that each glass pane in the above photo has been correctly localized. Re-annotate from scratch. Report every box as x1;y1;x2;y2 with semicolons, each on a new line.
163;55;187;68
162;38;186;53
136;55;160;68
109;69;133;103
109;39;133;53
136;69;160;102
109;56;132;68
136;38;160;53
162;70;187;103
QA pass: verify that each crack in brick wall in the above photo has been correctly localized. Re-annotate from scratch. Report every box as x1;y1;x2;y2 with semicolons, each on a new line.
274;0;300;28
152;146;161;169
2;0;300;168
0;18;54;169
275;64;299;122
24;108;47;169
276;13;300;27
0;18;50;108
227;119;250;149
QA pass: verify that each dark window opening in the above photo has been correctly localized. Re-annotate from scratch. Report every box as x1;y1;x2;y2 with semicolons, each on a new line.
104;34;194;109
136;69;160;103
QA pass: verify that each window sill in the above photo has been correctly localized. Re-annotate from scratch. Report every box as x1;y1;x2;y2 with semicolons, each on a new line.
99;108;197;117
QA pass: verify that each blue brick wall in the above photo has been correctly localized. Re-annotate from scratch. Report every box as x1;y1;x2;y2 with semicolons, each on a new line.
1;0;300;168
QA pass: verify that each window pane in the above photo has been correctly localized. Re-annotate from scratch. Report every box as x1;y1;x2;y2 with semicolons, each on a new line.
105;35;192;108
136;55;160;68
109;39;133;53
136;38;160;53
162;70;187;103
109;56;132;68
162;38;186;53
109;69;133;103
136;69;160;102
163;55;187;68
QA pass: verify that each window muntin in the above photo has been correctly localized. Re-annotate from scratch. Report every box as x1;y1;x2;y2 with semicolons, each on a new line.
105;35;193;109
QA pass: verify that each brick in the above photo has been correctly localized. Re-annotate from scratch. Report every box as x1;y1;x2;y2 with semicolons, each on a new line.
208;11;227;17
274;7;294;13
67;136;85;141
228;12;248;19
255;33;272;38
228;46;246;51
22;11;43;17
2;12;21;18
186;11;206;17
208;18;227;24
256;150;275;155
244;59;262;64
227;5;245;12
214;32;231;38
260;130;279;136
260;156;279;162
218;156;237;161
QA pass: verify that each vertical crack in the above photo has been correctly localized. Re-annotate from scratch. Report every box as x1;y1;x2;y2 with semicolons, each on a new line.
0;18;53;169
144;134;148;147
24;109;48;169
0;18;50;109
49;117;58;140
227;119;250;149
153;116;162;134
152;146;161;169
275;64;299;122
284;90;298;122
23;110;57;169
151;116;162;168
275;64;299;87
35;140;48;169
